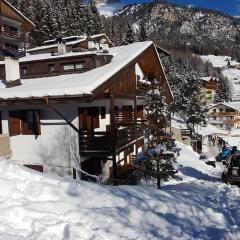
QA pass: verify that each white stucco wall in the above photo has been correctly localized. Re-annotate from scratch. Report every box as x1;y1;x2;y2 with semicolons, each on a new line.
0;98;136;179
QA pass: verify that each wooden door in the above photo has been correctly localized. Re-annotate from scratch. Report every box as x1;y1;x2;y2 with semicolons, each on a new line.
79;107;99;132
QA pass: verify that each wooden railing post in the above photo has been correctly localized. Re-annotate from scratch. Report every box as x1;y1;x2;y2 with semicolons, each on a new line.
134;97;138;156
110;95;118;183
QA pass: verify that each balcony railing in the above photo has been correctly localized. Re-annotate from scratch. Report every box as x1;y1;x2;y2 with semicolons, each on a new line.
79;125;144;156
209;112;238;117
0;28;24;40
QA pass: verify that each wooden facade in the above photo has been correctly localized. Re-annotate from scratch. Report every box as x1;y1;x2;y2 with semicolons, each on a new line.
0;53;112;79
0;40;173;181
0;0;34;56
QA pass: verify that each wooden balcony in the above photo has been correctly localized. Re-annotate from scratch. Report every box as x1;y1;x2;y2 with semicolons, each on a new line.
79;125;144;156
1;28;24;40
0;134;12;158
210;112;238;117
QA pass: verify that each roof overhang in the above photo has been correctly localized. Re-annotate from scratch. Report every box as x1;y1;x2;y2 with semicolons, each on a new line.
1;0;35;32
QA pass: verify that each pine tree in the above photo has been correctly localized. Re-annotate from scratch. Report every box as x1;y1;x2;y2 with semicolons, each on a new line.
138;20;148;41
142;78;174;188
215;75;230;103
124;24;135;44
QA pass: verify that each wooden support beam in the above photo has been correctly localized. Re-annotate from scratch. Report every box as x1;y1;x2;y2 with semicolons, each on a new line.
44;98;80;134
110;94;118;182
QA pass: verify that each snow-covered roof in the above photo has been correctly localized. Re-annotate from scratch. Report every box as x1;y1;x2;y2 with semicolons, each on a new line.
28;33;114;52
27;39;87;52
43;35;86;44
209;102;240;112
200;77;219;82
0;41;154;100
0;51;102;65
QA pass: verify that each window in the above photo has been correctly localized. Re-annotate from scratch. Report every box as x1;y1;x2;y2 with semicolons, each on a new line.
213;109;216;113
219;108;223;112
9;110;40;136
24;165;43;173
63;62;85;71
48;64;55;72
63;63;74;71
21;67;27;76
75;63;85;69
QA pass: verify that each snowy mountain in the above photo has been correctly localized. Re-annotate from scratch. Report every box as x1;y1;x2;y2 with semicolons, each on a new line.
96;0;150;17
96;0;125;17
0;140;240;239
107;1;240;58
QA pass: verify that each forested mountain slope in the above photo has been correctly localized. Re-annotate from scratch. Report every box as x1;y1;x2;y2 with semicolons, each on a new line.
104;1;240;59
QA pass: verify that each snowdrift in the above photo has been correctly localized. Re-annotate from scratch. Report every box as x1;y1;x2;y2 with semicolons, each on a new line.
0;143;240;239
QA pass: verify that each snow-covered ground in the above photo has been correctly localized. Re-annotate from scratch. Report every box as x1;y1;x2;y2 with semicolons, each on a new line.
0;141;240;239
200;55;239;68
200;54;240;101
222;68;240;101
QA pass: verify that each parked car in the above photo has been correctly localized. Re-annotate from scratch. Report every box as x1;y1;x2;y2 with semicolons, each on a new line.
222;155;240;185
199;154;216;168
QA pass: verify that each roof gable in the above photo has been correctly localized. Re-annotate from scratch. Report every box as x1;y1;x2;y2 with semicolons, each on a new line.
1;0;34;31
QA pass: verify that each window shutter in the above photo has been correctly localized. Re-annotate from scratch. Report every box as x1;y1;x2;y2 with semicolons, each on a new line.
21;111;34;135
9;111;21;136
79;108;88;130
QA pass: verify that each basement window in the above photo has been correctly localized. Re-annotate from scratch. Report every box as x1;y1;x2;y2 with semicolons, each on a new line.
21;67;27;76
63;62;85;71
9;110;41;136
48;64;56;72
63;63;74;71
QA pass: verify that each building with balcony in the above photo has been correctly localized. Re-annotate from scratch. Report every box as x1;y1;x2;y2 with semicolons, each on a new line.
208;102;240;130
0;0;34;57
0;41;173;181
201;77;218;104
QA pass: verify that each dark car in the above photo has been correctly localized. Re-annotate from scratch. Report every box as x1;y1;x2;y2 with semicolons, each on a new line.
222;155;240;185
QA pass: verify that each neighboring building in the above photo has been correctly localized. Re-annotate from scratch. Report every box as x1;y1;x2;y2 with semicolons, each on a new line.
0;0;34;57
201;77;218;103
0;41;173;181
208;102;240;130
27;34;114;55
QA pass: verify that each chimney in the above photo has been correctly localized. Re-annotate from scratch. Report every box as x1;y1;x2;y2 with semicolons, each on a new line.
4;57;21;88
57;37;66;55
57;42;67;55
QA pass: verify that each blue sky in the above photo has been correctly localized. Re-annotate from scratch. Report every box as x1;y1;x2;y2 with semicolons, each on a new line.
168;0;239;16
